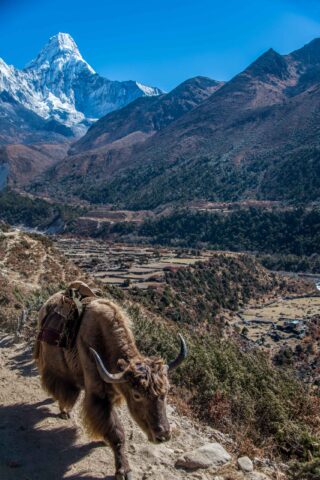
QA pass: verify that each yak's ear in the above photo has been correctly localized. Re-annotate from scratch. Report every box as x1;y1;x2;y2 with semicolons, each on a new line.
117;358;129;371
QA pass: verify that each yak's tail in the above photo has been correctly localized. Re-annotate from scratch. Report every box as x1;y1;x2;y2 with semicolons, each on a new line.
33;302;49;362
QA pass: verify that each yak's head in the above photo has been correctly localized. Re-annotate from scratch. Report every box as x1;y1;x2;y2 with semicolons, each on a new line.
90;334;187;443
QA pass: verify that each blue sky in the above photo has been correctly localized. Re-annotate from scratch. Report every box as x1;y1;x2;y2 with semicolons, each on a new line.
1;0;320;91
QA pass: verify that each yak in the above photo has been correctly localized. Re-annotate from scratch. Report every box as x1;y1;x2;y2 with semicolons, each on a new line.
34;283;187;480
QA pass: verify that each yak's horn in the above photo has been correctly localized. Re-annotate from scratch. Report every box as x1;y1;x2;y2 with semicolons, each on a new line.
168;334;188;371
90;347;127;384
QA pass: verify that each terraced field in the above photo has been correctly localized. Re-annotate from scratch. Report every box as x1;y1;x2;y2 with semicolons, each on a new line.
55;237;215;289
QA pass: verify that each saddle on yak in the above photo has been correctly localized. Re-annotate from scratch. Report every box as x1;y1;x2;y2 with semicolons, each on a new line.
38;281;99;350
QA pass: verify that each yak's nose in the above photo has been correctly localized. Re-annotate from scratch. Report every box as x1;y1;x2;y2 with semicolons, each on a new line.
154;426;171;442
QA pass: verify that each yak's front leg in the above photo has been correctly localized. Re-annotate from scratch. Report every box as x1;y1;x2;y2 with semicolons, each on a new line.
83;393;132;479
107;409;132;480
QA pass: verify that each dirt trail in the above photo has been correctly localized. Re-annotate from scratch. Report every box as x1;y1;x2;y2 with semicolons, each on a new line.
0;335;250;480
0;230;46;290
0;231;21;277
0;227;82;302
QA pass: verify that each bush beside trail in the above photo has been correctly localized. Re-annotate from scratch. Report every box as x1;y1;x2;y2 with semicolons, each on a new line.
127;304;320;466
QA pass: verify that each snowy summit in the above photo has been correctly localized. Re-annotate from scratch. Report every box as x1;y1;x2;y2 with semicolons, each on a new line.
0;32;162;133
26;32;95;73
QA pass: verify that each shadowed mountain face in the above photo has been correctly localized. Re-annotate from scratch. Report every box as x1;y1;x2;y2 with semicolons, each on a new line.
0;92;73;188
31;38;320;207
70;76;223;154
0;143;71;188
0;92;73;145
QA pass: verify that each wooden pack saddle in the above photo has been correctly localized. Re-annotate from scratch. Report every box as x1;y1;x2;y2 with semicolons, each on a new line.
38;281;98;350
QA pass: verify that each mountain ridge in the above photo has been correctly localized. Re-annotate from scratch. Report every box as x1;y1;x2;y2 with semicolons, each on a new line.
41;37;320;208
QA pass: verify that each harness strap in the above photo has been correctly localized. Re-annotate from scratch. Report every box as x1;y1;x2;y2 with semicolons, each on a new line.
70;288;84;318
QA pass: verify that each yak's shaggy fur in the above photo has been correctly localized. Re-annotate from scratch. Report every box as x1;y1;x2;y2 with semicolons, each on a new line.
122;358;169;397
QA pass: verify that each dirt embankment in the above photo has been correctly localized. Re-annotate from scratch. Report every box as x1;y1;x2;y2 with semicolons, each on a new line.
0;225;90;331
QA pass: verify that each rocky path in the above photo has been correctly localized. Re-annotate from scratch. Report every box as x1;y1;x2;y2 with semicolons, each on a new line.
0;335;282;480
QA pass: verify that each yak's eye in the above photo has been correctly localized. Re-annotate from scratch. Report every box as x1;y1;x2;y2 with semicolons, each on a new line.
133;391;143;401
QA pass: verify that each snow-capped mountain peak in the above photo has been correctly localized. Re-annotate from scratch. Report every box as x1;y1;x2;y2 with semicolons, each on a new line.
136;81;165;96
25;32;95;74
0;58;14;79
0;33;163;134
40;32;80;57
49;32;80;53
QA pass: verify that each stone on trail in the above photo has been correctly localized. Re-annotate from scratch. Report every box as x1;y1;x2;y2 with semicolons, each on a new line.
175;442;231;470
247;473;272;480
237;455;254;472
138;444;175;465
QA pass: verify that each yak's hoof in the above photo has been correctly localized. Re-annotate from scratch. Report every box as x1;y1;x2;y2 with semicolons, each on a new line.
115;472;132;480
58;411;71;420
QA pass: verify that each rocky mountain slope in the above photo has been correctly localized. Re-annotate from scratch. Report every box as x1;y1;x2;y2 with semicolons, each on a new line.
31;75;223;193
38;38;320;207
0;33;162;134
0;143;72;187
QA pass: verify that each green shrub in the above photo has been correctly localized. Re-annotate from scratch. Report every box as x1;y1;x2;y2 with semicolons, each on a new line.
127;255;282;326
129;305;320;460
290;459;320;480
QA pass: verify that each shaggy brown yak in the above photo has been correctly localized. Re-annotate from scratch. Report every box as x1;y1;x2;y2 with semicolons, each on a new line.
34;285;187;480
